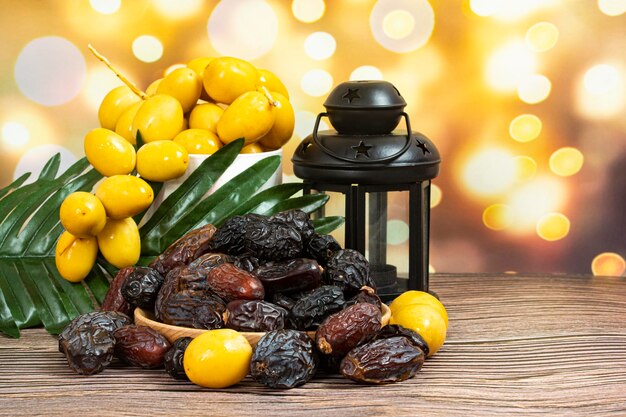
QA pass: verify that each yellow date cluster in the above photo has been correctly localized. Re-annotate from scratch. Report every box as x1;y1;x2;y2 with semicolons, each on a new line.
55;54;294;283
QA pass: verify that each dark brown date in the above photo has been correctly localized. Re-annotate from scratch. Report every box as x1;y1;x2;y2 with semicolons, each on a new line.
188;252;233;275
340;336;425;384
100;267;134;316
250;329;318;389
154;266;186;322
254;258;322;296
209;214;265;255
271;292;296;311
315;302;381;357
372;324;429;357
164;337;192;380
289;285;346;330
269;209;315;242
233;254;260;272
305;233;341;267
121;267;164;310
58;311;132;375
175;266;209;293
113;325;171;369
225;300;287;332
325;249;375;295
159;290;226;329
243;219;303;262
149;224;216;276
206;263;265;302
346;286;382;310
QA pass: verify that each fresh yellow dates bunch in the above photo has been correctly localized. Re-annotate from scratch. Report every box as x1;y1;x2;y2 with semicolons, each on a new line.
55;51;294;283
139;56;295;154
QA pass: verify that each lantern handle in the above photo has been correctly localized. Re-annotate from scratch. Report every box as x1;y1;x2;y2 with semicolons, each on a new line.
312;112;413;163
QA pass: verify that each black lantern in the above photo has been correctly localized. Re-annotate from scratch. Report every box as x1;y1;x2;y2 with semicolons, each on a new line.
292;80;440;300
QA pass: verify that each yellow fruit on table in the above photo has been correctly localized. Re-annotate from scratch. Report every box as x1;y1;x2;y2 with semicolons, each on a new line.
136;140;189;182
184;329;252;388
203;57;258;104
156;67;202;114
95;175;154;219
390;303;447;356
258;92;294;150
145;78;162;96
96;217;140;268
389;290;448;327
132;94;185;142
98;86;141;131
59;192;107;238
84;128;137;176
257;69;289;99
115;101;142;145
188;103;223;134
241;142;264;154
173;129;222;154
55;231;98;282
217;91;276;145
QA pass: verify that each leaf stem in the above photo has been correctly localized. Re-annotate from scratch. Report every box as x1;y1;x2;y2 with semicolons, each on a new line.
88;44;148;100
258;85;279;107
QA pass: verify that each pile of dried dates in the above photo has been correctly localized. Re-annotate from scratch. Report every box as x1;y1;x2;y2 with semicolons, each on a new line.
58;210;429;388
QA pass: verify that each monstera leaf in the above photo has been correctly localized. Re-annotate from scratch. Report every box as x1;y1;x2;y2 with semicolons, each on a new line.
0;139;343;338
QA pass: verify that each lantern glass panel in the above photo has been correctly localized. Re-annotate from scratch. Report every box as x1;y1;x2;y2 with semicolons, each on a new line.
364;190;410;295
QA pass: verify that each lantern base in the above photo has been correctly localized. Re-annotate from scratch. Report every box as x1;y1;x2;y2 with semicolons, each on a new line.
375;275;432;303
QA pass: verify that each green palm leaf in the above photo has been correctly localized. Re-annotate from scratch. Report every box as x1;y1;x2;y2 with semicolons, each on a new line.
0;140;343;338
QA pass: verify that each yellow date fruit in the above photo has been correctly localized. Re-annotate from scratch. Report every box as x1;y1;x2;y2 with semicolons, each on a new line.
187;57;214;101
59;192;107;238
389;290;448;328
136;140;189;182
390;304;447;357
95;175;154;219
241;142;264;154
98;86;141;131
173;129;222;154
184;329;252;389
114;101;142;145
55;231;98;283
257;69;289;99
187;57;213;78
84;128;136;176
258;92;294;150
132;94;185;142
203;57;258;104
97;217;140;269
188;102;223;134
217;91;276;145
145;78;162;96
157;67;202;114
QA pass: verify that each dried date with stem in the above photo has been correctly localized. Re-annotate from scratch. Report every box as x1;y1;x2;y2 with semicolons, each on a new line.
315;302;381;358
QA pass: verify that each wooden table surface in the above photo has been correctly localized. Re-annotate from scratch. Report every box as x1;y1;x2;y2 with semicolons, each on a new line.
1;273;625;416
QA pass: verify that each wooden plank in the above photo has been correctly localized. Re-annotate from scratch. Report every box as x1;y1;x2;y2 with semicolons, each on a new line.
0;274;625;416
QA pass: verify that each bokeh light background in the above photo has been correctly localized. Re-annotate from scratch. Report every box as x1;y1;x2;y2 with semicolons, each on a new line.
0;0;625;277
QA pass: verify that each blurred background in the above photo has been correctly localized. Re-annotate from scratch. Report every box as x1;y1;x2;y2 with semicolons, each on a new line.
0;0;624;276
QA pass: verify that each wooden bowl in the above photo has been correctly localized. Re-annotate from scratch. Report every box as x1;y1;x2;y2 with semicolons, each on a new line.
135;304;391;347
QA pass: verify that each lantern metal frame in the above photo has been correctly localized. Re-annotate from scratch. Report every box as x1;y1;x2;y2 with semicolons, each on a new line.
303;180;432;296
292;80;440;300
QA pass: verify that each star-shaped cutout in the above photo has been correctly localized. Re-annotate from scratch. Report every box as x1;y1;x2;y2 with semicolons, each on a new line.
352;140;372;157
416;140;430;154
342;88;360;103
